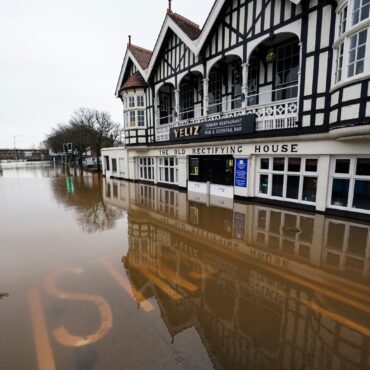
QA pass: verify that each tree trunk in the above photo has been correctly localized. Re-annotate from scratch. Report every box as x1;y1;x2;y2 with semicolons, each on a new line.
96;148;101;172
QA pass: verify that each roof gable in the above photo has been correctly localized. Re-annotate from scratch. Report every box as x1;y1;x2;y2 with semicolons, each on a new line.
145;11;200;77
115;0;303;96
128;44;152;69
168;12;201;40
115;45;152;97
196;0;302;51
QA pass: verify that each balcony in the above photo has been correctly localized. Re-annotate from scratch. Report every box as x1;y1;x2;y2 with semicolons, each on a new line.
155;86;299;143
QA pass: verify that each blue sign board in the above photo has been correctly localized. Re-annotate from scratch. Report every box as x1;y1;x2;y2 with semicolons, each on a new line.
234;158;248;188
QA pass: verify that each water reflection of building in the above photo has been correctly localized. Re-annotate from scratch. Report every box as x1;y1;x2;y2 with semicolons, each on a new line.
104;179;370;370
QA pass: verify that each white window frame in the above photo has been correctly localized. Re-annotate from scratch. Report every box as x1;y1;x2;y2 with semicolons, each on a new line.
333;0;370;88
158;157;179;185
328;156;370;214
111;158;117;173
256;156;319;205
138;157;155;182
124;94;146;129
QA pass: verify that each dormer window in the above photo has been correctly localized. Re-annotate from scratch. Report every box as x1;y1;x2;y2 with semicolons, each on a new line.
124;94;146;129
334;0;370;85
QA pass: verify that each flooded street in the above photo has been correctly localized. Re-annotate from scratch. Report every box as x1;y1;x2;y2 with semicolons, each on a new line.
1;163;370;370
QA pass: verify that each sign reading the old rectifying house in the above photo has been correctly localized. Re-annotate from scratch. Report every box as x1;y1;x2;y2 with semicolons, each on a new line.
235;158;248;188
169;114;256;141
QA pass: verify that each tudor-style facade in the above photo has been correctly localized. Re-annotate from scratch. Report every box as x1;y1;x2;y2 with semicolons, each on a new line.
103;0;370;219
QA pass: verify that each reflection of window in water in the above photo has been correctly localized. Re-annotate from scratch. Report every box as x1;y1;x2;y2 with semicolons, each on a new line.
120;184;126;201
158;188;178;217
189;206;199;225
254;207;314;259
325;219;370;274
106;183;111;198
113;183;118;198
138;185;156;209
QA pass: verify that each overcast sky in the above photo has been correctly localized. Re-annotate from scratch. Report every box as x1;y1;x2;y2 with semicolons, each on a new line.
0;0;215;149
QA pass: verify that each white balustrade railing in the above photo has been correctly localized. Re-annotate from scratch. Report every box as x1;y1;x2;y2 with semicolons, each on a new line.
155;86;299;142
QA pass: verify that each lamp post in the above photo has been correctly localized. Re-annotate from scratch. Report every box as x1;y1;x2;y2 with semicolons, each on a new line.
13;135;21;161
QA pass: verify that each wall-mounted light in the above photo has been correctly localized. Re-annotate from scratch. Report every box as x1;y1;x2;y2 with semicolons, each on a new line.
266;49;276;64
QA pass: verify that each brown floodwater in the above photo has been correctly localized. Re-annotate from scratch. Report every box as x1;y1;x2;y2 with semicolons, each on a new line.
1;162;370;370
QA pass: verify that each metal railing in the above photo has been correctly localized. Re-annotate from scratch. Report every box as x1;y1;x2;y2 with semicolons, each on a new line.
155;85;299;142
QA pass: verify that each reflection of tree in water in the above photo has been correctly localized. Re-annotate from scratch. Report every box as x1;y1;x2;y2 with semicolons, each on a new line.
0;292;9;300
51;171;122;233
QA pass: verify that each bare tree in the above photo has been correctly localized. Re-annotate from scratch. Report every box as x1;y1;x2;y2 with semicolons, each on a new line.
46;108;123;171
85;109;122;171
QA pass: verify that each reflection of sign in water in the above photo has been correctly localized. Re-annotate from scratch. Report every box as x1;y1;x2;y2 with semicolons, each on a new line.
234;158;248;188
233;212;245;240
65;177;75;194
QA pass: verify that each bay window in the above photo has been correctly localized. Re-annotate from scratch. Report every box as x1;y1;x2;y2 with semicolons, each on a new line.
124;94;146;129
334;0;370;85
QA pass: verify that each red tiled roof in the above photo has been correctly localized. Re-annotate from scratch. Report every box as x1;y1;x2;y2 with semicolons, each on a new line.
128;44;152;69
168;12;201;40
121;71;147;90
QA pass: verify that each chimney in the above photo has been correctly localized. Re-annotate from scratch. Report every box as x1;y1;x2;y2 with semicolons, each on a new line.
167;0;172;14
128;35;132;46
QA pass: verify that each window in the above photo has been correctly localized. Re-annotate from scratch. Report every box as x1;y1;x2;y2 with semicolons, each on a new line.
334;1;370;85
137;111;145;127
138;158;155;181
190;158;200;176
348;30;367;77
130;111;136;127
129;96;135;108
231;62;242;109
208;69;222;114
112;158;117;172
124;94;146;129
159;157;178;184
247;56;259;106
339;5;348;35
329;157;370;212
352;0;370;25
335;42;345;83
180;80;194;120
257;157;318;204
137;95;144;107
275;41;299;100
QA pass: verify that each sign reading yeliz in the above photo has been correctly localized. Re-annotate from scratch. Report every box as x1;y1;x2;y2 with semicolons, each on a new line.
169;114;255;141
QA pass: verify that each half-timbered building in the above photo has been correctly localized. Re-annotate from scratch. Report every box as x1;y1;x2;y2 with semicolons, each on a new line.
103;0;370;219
